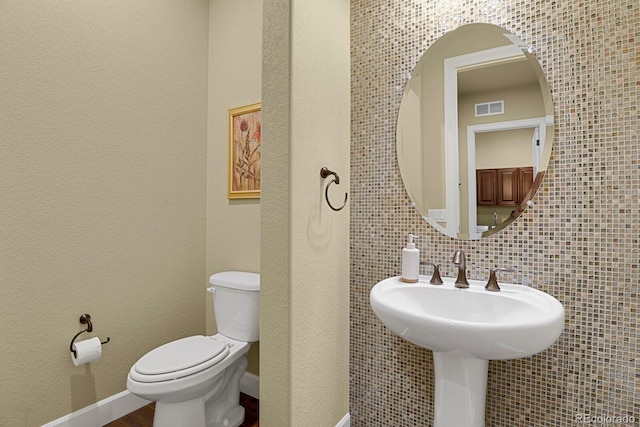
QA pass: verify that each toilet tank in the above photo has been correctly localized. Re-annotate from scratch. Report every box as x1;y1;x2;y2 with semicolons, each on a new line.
208;271;260;342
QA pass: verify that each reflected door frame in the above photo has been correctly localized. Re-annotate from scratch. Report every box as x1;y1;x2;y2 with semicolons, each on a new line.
443;43;525;238
466;116;553;239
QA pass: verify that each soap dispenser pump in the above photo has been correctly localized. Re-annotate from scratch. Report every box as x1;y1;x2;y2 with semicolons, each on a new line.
401;233;420;283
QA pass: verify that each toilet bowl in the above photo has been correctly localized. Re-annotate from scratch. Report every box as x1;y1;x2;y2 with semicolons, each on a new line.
126;271;259;427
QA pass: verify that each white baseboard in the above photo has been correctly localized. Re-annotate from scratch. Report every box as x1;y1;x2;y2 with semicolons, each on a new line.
336;413;351;427
240;371;259;399
43;373;260;427
42;390;151;427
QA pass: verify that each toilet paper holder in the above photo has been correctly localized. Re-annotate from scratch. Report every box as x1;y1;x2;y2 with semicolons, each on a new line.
69;314;110;359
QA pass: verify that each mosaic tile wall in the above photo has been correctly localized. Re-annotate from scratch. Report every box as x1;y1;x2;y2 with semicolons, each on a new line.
350;1;639;426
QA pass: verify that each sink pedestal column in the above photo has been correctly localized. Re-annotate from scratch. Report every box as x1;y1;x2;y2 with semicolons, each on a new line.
432;352;488;427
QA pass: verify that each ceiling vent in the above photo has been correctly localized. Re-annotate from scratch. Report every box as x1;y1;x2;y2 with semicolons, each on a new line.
475;100;504;117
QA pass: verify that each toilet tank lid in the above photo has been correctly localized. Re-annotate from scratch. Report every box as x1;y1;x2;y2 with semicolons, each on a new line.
209;271;260;291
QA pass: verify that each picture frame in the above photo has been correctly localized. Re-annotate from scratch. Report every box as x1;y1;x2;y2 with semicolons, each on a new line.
228;103;261;199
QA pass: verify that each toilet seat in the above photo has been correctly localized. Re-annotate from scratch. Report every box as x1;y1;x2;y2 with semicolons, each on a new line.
130;335;230;383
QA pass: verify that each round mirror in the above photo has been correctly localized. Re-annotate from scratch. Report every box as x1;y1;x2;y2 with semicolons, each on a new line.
397;23;554;240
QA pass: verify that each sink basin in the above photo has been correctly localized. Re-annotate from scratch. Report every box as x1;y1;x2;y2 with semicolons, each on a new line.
370;275;564;360
371;275;565;426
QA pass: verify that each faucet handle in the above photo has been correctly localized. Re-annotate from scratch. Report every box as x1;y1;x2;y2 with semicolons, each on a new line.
485;267;515;292
420;262;443;285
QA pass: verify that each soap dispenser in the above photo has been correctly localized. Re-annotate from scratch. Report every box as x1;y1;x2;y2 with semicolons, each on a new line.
401;233;420;283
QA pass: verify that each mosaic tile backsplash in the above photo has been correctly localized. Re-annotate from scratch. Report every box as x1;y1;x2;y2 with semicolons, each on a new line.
350;1;638;426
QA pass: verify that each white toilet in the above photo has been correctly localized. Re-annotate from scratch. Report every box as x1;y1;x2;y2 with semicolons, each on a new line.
127;271;260;427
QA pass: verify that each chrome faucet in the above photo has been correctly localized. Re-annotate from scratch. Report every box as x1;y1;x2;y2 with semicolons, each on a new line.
452;250;469;288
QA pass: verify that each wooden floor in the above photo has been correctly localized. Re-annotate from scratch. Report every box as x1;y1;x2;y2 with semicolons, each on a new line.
105;393;259;427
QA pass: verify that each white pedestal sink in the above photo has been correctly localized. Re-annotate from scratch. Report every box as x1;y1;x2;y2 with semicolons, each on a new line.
370;276;564;427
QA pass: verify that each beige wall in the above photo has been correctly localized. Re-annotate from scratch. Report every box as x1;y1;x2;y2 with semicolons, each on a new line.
462;85;545;120
262;0;350;425
206;0;262;377
0;1;209;426
475;129;533;169
458;83;546;151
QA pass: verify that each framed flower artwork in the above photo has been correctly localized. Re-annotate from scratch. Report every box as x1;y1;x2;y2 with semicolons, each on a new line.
228;103;261;199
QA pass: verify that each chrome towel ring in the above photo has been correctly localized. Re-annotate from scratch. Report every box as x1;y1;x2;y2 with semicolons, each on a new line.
320;167;348;212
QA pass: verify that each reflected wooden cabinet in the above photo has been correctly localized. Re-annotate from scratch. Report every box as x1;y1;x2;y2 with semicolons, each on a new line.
519;167;535;203
497;168;518;205
477;167;534;206
476;169;497;205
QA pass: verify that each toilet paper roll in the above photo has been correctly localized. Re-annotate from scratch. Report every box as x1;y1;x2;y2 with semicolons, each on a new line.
71;337;102;366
